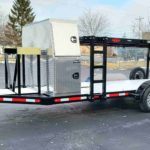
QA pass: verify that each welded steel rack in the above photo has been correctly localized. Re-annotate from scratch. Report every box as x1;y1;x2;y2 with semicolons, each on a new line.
0;36;150;106
80;36;150;99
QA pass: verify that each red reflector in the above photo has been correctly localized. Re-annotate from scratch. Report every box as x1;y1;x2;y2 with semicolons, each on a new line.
69;97;81;101
94;96;100;100
12;98;26;103
109;93;119;97
55;98;61;103
112;38;121;43
35;99;41;103
125;92;129;96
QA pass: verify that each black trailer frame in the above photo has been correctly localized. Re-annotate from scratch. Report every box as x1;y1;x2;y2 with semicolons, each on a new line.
1;36;150;106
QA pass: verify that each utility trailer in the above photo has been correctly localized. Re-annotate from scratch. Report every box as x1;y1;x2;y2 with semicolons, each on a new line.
1;19;150;112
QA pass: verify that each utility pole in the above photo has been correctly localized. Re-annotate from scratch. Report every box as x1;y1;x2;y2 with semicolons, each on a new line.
122;32;126;38
136;16;144;39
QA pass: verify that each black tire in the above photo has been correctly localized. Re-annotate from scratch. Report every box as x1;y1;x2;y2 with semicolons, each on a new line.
129;67;146;80
139;87;150;112
136;81;150;112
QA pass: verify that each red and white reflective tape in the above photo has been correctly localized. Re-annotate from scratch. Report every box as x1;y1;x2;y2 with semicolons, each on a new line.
55;96;87;103
107;92;129;98
54;92;129;103
0;97;41;103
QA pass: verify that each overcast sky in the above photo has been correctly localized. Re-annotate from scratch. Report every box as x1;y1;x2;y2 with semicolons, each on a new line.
0;0;150;37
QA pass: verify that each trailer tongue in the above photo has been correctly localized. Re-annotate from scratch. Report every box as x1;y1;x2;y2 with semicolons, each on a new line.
1;19;150;112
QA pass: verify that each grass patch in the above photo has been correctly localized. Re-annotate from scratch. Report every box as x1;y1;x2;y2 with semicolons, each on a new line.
82;61;146;70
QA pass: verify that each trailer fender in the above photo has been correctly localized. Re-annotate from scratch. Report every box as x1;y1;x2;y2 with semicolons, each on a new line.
136;81;150;112
136;81;150;100
129;67;146;80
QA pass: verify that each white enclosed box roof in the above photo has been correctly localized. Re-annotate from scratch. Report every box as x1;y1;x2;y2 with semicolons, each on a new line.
22;19;80;56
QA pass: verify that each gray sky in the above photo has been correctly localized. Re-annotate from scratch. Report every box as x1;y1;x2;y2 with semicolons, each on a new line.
0;0;150;38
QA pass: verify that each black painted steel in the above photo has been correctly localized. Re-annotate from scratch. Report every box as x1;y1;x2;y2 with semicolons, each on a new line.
37;55;41;95
22;55;26;88
89;36;106;100
80;36;150;47
12;57;18;92
4;48;17;54
146;47;150;78
4;54;8;89
102;44;107;98
90;36;95;100
80;36;150;99
17;55;21;95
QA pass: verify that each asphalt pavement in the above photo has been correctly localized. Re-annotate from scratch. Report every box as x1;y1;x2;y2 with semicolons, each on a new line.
0;100;150;150
0;64;150;150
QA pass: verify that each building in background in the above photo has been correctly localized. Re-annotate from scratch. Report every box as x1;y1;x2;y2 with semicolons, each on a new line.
142;32;150;40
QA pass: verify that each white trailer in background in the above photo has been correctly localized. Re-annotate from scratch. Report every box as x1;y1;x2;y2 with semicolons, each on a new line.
0;18;150;112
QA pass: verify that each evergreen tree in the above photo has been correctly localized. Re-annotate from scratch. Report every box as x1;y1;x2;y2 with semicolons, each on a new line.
5;0;35;46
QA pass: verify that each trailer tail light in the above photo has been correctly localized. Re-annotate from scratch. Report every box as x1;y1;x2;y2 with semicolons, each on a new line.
112;38;121;43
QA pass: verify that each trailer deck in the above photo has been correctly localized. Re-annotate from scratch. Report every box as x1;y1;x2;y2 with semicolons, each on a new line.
0;88;38;95
81;79;150;94
0;79;149;96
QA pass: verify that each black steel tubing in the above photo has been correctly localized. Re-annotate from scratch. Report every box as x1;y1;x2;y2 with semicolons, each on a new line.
37;55;41;95
102;44;107;98
12;57;18;92
90;37;95;98
4;54;8;89
146;47;150;78
17;55;21;95
22;55;26;88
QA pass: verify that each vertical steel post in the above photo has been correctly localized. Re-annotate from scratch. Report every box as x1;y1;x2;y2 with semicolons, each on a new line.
102;44;107;98
22;55;26;88
146;47;150;78
37;55;41;95
12;57;18;92
17;55;21;95
4;54;8;89
90;36;95;98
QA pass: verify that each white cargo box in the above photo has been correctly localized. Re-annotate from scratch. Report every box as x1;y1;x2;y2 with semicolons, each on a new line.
22;19;80;56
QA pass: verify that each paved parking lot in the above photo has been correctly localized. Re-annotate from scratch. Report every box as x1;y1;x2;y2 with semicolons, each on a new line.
0;99;150;150
0;64;150;150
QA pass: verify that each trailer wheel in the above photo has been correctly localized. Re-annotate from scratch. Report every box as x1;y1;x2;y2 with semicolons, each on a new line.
136;81;150;112
129;67;146;80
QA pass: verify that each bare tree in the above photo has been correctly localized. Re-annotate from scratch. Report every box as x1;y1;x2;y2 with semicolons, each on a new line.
0;13;20;47
79;9;110;36
132;17;144;39
4;24;21;46
132;16;150;39
0;14;7;46
0;14;14;46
